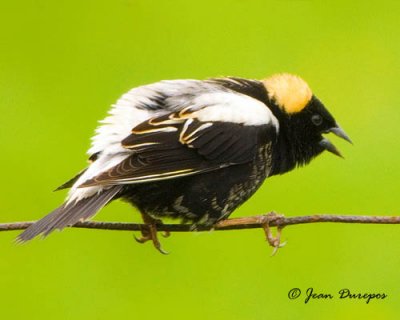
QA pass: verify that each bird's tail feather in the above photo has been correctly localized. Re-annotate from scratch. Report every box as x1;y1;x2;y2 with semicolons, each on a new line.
17;186;122;242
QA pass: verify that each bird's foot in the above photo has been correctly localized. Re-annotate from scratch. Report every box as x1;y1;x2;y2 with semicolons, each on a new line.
134;217;169;254
262;212;286;256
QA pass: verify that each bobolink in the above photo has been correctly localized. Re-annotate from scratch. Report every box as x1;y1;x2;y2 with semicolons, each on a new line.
18;73;351;252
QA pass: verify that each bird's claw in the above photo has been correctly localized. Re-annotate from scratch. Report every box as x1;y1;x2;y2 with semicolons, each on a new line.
262;212;286;256
161;230;170;238
270;237;287;256
134;234;150;244
135;220;169;255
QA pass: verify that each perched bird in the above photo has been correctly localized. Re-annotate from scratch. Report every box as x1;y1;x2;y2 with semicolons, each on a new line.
18;73;351;252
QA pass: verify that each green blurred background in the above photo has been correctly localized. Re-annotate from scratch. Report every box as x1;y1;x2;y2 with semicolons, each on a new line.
1;1;400;319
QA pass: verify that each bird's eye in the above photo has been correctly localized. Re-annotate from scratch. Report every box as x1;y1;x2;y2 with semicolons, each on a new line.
311;114;323;126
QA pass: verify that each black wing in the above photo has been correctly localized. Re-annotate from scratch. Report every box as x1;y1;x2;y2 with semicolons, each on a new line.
79;104;276;187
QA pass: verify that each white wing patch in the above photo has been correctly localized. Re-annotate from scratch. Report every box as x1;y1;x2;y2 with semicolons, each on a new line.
190;91;279;127
87;80;207;156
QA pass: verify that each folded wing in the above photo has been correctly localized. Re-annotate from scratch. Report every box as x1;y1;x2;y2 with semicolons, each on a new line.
79;91;279;187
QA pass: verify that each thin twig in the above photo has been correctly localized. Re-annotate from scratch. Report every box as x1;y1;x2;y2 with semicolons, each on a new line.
1;213;400;233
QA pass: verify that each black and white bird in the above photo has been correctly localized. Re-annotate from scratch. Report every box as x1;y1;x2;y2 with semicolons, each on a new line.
18;73;351;252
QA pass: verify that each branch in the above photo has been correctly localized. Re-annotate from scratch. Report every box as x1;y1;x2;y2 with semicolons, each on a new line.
1;213;400;233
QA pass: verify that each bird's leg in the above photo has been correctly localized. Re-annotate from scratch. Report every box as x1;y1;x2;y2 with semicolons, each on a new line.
134;213;169;254
262;212;286;256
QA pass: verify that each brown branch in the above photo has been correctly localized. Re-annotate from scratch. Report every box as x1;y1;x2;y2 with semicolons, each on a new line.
1;213;400;233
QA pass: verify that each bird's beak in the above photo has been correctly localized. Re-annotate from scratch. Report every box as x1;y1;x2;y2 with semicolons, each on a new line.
319;125;352;158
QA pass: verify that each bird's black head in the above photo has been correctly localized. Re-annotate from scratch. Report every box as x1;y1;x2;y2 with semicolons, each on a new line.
262;73;352;175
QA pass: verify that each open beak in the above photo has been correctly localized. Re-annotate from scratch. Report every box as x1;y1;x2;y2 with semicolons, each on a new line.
319;125;352;158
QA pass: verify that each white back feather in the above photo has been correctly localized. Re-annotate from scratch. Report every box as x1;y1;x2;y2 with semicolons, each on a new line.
67;79;279;202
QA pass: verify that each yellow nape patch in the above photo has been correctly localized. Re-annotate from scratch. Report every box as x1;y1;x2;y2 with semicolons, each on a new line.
262;73;312;114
